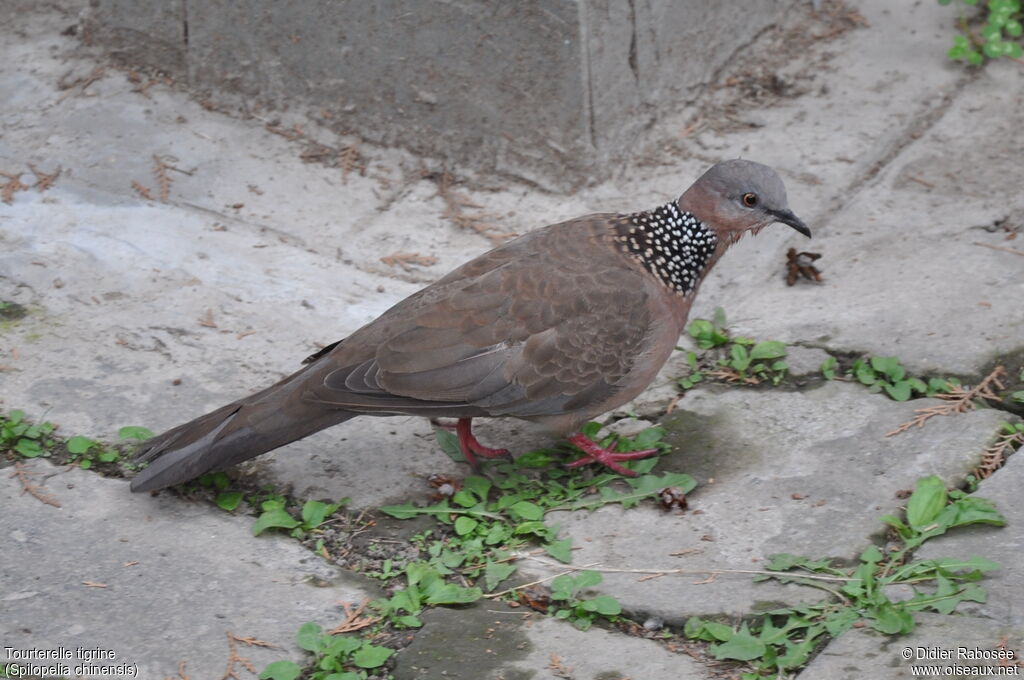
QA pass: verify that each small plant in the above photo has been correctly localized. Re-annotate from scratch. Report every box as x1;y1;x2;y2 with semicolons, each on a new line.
680;309;789;388
252;496;348;538
549;570;622;631
259;622;393;680
847;356;956;402
1;410;56;458
370;561;482;628
685;475;1006;677
939;0;1023;64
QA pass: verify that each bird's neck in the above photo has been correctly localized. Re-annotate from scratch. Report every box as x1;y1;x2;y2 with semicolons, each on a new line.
614;200;718;297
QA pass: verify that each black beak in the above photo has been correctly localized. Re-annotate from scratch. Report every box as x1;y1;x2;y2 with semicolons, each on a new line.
770;209;811;238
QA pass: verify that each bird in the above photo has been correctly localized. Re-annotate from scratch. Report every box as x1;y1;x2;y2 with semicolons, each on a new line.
129;159;809;492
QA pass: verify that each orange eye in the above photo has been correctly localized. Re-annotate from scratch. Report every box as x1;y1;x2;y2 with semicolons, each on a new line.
742;193;758;207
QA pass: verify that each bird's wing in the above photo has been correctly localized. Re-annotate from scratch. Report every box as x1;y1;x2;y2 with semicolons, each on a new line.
306;216;656;418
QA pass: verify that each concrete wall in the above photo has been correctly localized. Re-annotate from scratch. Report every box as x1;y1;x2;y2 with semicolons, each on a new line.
82;0;794;190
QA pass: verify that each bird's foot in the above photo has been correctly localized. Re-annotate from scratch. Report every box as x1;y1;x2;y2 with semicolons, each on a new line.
564;433;658;477
431;418;512;472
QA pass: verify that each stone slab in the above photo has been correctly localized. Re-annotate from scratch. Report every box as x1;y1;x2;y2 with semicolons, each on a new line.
797;612;1023;680
0;460;378;678
916;449;1024;627
522;382;1009;623
394;605;709;680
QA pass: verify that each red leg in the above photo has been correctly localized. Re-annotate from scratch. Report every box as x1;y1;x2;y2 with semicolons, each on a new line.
565;433;659;477
433;418;511;471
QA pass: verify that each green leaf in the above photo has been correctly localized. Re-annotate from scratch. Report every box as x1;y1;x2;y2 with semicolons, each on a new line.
259;660;302;680
883;381;912;401
15;439;42;457
870;603;915;634
1010;391;1024;403
67;436;94;455
484;561;517;590
750;340;787;360
454;516;478;535
853;360;876;385
509;501;543;521
573;570;603;590
253;509;301;536
216;491;243;512
544;538;573;564
730;343;751;372
353;643;393;669
581;594;621;616
118;425;154;441
435;428;465;463
379;502;421;519
295;622;323;652
821;356;837;380
423;582;482;605
462;475;492;501
301;500;339;528
514;449;557;467
712;625;767;661
906;476;947;529
96;449;119;463
80;459;92;469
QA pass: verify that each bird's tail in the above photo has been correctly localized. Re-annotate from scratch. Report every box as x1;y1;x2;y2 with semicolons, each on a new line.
129;364;354;492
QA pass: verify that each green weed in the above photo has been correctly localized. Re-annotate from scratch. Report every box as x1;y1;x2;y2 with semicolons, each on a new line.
939;0;1022;64
685;475;1006;677
680;309;789;388
259;622;393;680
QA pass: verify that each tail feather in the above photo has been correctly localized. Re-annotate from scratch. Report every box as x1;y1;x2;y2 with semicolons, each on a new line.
130;404;354;492
130;360;355;492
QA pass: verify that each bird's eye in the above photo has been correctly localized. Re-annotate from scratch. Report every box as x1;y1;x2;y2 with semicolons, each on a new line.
742;192;758;207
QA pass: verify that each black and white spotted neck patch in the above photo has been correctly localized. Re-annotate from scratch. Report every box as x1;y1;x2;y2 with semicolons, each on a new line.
616;201;718;296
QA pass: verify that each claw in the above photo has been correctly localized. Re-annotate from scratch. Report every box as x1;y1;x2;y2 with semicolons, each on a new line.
439;418;512;472
565;433;659;477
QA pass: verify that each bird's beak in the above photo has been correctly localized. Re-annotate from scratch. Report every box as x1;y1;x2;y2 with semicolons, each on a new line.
770;209;811;238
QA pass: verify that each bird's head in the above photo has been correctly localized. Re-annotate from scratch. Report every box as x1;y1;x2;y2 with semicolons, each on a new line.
680;159;810;242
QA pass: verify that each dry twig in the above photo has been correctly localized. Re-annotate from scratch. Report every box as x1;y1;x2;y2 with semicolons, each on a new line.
973;241;1024;257
163;660;191;680
1;171;30;205
380;251;438;271
886;366;1005;437
974;425;1024;480
425;169;514;244
327;599;380;634
548;654;576;680
28;164;61;192
220;632;273;680
199;309;218;328
153;155;173;202
131;180;154;201
340;144;364;184
11;461;61;507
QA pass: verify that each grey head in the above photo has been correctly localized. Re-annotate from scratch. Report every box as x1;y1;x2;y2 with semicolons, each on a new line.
680;159;811;239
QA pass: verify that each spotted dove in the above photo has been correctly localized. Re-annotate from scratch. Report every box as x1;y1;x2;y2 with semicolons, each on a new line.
130;159;809;492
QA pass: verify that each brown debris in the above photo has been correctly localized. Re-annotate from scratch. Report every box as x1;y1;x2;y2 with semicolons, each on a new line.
82;581;108;588
57;65;106;101
28;164;61;192
380;251;439;271
220;632;272;680
548;653;576;680
340;143;365;184
11;461;61;507
153;155;174;202
131;180;154;201
424;169;515;244
786;248;824;286
886;366;1006;437
198;309;218;328
163;660;191;680
1;171;30;204
327;599;380;634
974;425;1024;480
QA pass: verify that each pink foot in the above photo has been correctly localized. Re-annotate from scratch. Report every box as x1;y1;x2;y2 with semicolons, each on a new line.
565;433;658;477
432;418;511;471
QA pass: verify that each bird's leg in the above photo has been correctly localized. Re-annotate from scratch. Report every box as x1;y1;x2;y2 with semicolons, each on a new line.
431;418;512;471
564;433;658;477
